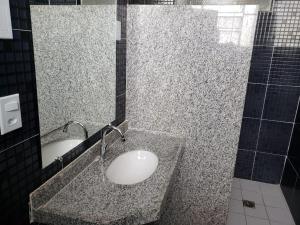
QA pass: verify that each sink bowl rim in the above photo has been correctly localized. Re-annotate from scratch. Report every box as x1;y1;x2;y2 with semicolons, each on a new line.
105;150;159;185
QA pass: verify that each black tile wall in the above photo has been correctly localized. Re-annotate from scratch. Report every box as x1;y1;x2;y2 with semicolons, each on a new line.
269;48;300;86
238;118;260;150
281;159;298;208
281;94;300;224
263;85;300;122
252;152;285;184
0;30;39;151
234;150;255;180
243;83;266;118
51;0;77;4
234;0;300;184
257;120;293;155
0;136;42;225
0;0;127;224
287;124;300;175
10;0;32;30
248;46;273;83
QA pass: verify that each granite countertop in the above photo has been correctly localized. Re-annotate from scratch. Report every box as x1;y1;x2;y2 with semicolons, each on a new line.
30;129;185;225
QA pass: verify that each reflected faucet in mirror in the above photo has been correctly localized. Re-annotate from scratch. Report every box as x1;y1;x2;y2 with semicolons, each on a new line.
41;120;88;168
101;124;126;158
63;121;88;140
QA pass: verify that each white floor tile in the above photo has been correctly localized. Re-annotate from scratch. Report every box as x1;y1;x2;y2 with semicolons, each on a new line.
227;212;247;225
231;188;242;200
270;221;293;225
244;204;268;219
232;178;241;189
266;206;295;224
246;216;270;225
229;199;244;214
263;193;288;209
260;183;282;196
240;179;261;192
242;190;264;204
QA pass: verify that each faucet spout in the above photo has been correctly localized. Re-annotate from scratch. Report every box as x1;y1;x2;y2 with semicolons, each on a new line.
63;121;88;139
101;124;125;158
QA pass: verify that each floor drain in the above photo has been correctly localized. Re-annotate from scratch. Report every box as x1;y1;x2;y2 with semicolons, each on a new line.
243;200;255;208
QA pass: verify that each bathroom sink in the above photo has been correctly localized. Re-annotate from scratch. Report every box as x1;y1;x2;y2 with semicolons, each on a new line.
42;139;84;168
106;150;158;185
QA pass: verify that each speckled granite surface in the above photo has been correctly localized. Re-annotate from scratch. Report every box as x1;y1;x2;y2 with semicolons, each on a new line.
126;5;258;225
30;127;185;225
30;6;116;137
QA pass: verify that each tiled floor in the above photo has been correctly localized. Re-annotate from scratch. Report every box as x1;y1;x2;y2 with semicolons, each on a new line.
227;178;295;225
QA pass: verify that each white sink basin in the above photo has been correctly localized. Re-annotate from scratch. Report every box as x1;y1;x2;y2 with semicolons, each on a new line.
42;139;84;168
106;150;158;185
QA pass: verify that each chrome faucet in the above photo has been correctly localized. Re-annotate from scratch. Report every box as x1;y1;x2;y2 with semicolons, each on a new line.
63;121;88;139
101;124;125;158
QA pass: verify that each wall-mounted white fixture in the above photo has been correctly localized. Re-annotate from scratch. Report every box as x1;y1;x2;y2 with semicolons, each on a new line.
116;21;121;41
0;94;22;135
0;0;13;39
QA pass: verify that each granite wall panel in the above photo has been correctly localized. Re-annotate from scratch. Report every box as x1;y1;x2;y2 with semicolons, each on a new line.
126;5;257;224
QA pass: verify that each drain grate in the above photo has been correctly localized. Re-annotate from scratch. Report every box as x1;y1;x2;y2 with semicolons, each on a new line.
243;200;255;208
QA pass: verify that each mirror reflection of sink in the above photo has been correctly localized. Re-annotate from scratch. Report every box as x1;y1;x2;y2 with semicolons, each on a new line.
106;150;158;185
42;139;84;168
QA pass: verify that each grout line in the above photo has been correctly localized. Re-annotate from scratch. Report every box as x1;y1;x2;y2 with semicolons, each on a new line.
239;149;287;157
250;151;257;180
285;96;300;157
286;157;300;177
248;82;300;88
243;117;294;124
0;133;40;154
12;29;32;32
116;92;126;98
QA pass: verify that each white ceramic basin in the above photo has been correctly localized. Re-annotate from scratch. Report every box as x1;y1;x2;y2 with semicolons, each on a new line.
106;150;158;185
42;139;84;168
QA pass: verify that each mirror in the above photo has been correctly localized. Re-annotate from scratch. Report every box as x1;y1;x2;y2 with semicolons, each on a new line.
30;4;117;168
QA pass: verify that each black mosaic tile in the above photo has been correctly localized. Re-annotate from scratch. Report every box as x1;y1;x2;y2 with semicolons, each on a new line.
116;93;126;125
253;152;285;184
117;6;127;40
262;85;300;122
50;0;77;4
29;0;49;4
234;150;255;180
269;47;300;86
243;83;266;118
0;30;40;152
0;136;41;225
129;0;174;4
9;0;32;30
257;120;293;155
253;11;274;47
248;46;273;84
116;40;126;97
238;118;260;150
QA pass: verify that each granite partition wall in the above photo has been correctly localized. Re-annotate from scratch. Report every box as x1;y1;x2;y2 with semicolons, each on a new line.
31;6;116;136
127;5;257;225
